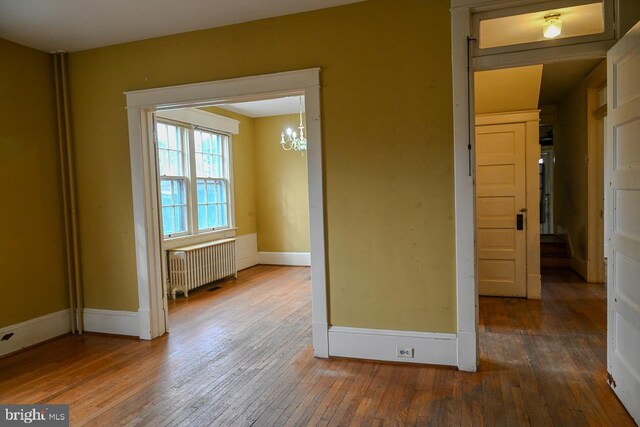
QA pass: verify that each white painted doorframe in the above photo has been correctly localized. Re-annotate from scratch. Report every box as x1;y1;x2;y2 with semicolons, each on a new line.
124;68;330;358
451;0;617;372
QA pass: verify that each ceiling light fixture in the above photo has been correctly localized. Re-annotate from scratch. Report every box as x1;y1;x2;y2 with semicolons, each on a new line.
280;97;307;152
543;13;562;39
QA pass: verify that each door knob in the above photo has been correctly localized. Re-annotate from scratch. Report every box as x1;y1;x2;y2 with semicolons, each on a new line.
520;208;528;213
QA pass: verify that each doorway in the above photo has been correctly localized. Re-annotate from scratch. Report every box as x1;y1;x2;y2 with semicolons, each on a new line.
124;69;329;358
154;96;312;324
474;59;607;298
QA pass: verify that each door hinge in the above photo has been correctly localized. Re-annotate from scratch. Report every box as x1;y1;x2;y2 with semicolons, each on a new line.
607;371;617;388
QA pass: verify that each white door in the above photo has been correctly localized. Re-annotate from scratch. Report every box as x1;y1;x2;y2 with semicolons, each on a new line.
606;20;640;424
476;123;527;297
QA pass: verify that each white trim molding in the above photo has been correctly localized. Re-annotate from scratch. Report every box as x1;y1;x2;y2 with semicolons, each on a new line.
124;68;329;357
328;326;457;366
0;310;71;357
451;5;479;372
83;309;139;337
156;108;239;134
258;252;311;266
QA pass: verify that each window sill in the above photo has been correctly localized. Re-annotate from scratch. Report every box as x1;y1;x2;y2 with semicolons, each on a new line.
162;228;237;251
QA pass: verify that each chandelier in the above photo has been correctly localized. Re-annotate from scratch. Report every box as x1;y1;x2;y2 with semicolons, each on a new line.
280;97;307;152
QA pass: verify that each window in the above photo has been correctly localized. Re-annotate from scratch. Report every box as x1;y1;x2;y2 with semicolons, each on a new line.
194;129;229;230
157;122;189;237
156;117;233;238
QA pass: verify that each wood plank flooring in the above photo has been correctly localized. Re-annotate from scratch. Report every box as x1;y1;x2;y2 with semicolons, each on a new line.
0;265;634;426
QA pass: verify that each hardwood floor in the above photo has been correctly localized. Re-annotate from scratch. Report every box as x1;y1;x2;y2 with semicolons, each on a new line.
0;265;634;426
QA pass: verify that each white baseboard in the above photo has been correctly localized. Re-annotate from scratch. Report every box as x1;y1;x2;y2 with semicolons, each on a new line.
236;233;258;270
328;326;457;366
258;252;311;266
83;308;139;337
0;309;71;357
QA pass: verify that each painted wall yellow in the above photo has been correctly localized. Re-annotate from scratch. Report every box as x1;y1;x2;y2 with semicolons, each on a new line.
254;114;309;253
0;38;69;327
554;61;605;279
67;0;457;332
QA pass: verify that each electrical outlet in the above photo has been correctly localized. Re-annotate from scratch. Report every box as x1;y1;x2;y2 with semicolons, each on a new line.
396;347;414;358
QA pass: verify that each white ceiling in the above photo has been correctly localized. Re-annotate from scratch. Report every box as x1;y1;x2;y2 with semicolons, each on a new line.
216;96;304;118
0;0;364;52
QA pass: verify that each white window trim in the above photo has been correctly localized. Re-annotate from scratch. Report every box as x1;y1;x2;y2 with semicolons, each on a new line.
124;68;328;358
156;113;237;241
158;176;190;238
157;108;239;134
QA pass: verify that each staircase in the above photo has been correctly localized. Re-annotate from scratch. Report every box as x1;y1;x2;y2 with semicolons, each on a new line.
540;234;570;267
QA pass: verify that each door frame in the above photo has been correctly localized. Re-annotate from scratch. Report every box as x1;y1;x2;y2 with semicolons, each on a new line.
586;62;607;283
475;111;542;299
451;0;617;371
123;68;330;358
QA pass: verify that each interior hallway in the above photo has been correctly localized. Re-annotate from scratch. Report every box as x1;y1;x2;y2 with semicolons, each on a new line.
0;266;634;425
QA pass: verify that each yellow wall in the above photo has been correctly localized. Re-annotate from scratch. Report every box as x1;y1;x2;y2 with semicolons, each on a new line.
201;107;257;237
67;0;457;332
254;114;309;253
554;61;605;278
0;39;69;327
555;83;588;272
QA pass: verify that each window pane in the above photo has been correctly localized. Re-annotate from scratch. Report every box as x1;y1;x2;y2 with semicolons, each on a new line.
175;130;182;151
207;205;216;228
212;135;221;155
202;132;211;154
218;204;228;227
173;180;185;204
157;124;168;148
214;156;223;178
158;150;169;176
159;180;172;205
175;206;187;233
218;181;227;202
162;206;174;235
194;131;202;153
207;181;216;204
168;151;179;176
197;179;206;204
203;154;211;177
195;153;203;177
168;125;178;149
198;205;207;230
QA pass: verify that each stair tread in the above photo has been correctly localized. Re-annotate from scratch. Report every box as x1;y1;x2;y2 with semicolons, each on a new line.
540;234;566;244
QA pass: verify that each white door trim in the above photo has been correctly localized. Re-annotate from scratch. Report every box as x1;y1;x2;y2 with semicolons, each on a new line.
451;0;617;372
451;6;479;372
124;68;329;358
